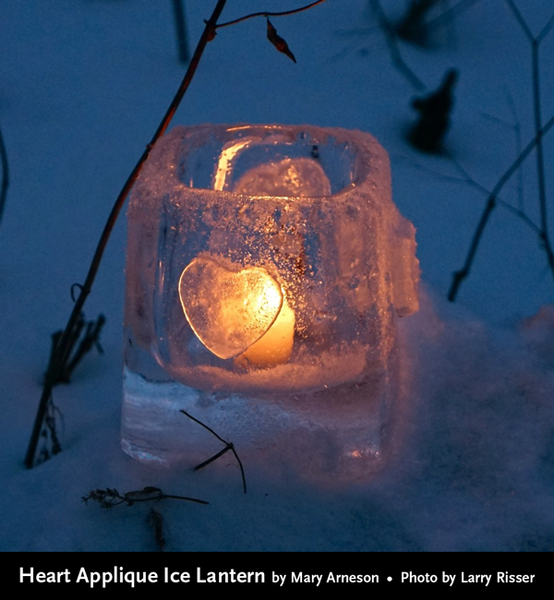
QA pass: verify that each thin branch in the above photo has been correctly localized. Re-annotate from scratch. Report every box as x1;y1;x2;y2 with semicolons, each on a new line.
215;0;326;29
82;487;209;508
422;0;479;32
503;90;525;211
25;0;229;469
64;314;106;380
506;0;534;41
181;410;247;494
448;116;554;302
229;447;246;492
148;507;165;552
531;40;552;269
172;0;190;64
506;1;554;44
506;1;554;274
180;409;228;445
537;15;554;44
193;446;232;471
402;157;541;235
480;92;525;211
42;397;62;459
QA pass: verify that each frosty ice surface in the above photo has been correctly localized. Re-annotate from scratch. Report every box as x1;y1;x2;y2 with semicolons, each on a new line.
121;124;419;477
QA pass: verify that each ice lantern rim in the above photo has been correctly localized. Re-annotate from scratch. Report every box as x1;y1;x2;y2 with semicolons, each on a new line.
132;123;392;205
129;122;420;322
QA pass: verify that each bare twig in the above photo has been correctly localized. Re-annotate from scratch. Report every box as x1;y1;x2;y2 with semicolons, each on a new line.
172;0;190;64
215;0;326;29
537;16;554;44
448;116;554;302
46;312;105;386
148;507;166;552
181;410;247;494
504;91;524;211
506;1;554;275
481;91;525;210
0;125;9;223
82;486;208;508
448;155;540;234
423;0;479;33
33;312;105;460
36;397;63;464
401;157;541;235
193;446;232;471
64;314;106;381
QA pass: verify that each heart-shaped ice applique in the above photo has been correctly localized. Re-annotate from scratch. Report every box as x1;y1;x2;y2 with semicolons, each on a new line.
179;256;283;360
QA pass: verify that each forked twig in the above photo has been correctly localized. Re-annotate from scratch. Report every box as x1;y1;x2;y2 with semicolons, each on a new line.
448;116;554;302
447;154;538;234
180;410;247;494
506;1;554;275
401;156;541;235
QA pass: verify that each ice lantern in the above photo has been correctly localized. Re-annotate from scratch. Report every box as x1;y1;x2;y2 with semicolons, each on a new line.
122;124;420;478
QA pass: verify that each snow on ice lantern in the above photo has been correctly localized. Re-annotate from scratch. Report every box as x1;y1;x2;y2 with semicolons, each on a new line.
121;124;420;478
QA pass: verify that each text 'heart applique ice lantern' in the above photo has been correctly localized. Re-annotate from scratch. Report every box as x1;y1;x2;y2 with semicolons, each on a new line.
121;124;420;478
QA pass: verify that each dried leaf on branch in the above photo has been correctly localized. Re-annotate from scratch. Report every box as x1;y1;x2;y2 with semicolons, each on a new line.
267;18;297;63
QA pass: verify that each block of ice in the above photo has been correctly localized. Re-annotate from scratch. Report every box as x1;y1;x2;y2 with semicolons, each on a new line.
122;124;420;477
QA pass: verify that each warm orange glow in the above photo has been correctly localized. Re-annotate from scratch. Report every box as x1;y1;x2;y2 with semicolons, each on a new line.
241;294;295;367
179;257;294;365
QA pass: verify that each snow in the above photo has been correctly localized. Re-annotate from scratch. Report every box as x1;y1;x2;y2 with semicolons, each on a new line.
0;0;552;556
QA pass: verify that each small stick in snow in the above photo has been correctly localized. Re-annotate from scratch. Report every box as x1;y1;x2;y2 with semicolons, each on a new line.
181;410;247;494
82;486;209;508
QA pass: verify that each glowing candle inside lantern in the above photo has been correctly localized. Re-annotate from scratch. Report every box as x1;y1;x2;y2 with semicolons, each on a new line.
179;257;294;367
241;294;295;367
